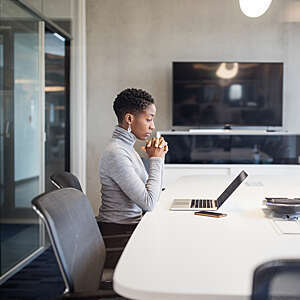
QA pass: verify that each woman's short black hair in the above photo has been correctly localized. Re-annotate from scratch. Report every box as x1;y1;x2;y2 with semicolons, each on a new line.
113;88;154;123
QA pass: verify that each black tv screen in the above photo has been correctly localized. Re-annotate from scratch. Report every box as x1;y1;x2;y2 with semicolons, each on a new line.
172;62;283;127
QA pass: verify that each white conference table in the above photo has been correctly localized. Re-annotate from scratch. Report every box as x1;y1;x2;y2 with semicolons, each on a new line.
113;172;300;300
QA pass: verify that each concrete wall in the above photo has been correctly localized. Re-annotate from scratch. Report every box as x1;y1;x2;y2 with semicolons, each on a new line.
86;0;300;214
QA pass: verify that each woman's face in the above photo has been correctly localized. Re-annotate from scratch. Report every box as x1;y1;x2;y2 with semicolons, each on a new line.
131;104;156;140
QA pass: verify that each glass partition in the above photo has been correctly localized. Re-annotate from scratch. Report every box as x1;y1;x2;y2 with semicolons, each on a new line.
0;0;44;277
0;0;70;281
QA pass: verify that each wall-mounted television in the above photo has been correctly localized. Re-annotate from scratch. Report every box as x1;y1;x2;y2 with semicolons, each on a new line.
172;62;283;128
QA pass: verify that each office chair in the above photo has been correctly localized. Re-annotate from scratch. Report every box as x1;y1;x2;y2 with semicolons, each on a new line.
50;171;131;255
31;188;121;299
50;171;83;192
252;259;300;300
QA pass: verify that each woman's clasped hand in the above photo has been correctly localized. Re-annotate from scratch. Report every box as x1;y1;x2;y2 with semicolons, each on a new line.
141;137;168;158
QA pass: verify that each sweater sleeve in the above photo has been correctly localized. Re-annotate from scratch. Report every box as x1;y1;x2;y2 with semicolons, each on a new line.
107;150;164;211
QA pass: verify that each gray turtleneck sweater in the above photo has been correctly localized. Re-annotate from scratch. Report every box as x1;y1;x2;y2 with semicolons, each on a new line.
98;126;164;224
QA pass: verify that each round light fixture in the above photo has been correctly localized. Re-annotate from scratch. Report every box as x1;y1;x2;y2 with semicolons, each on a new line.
239;0;272;18
216;63;239;79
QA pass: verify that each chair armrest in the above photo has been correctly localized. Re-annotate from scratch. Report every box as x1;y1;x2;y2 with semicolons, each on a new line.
99;280;113;290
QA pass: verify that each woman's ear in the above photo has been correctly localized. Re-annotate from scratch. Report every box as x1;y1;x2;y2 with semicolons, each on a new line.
125;113;134;125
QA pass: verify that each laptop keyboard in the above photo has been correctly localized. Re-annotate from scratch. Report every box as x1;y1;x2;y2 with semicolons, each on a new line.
190;199;214;209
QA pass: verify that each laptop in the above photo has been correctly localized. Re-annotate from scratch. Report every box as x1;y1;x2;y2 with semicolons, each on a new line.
170;170;248;211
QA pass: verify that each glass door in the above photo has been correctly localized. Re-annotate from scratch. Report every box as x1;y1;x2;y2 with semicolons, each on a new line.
45;28;70;192
0;0;45;278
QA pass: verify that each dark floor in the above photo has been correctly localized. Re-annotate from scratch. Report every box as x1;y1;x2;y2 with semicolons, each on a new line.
0;247;126;300
1;224;39;275
0;247;65;300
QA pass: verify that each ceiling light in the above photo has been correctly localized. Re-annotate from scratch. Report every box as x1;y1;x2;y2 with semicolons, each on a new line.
239;0;272;18
45;86;65;92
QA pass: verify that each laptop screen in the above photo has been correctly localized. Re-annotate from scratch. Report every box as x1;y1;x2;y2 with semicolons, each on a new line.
217;171;248;208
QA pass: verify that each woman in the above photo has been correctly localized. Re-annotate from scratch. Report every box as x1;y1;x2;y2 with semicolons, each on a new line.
98;88;168;239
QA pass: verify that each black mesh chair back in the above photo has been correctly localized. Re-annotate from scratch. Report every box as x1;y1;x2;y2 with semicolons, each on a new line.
252;259;300;300
49;172;132;271
50;171;83;192
32;188;106;294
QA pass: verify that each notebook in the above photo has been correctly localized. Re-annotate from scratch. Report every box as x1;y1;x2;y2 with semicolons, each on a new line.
170;170;248;211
